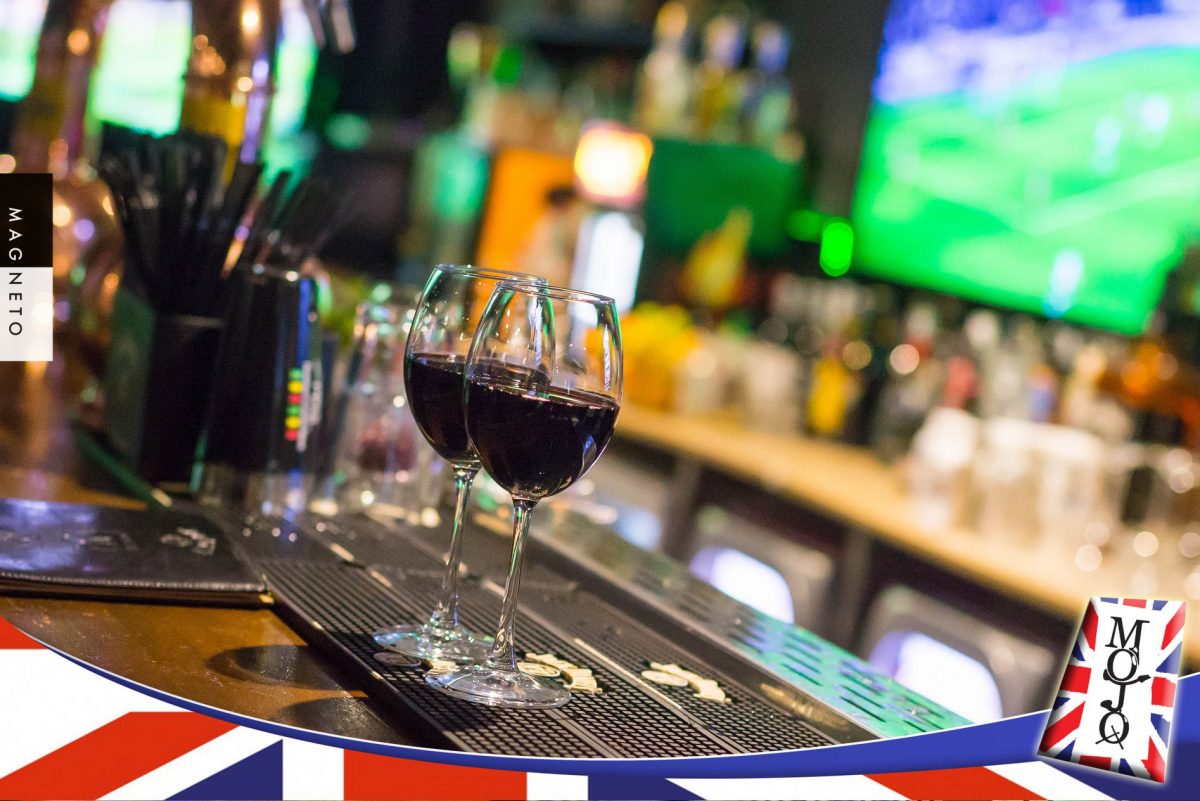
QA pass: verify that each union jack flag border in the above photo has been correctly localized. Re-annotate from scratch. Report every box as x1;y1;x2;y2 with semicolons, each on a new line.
1039;597;1184;783
1;613;1194;800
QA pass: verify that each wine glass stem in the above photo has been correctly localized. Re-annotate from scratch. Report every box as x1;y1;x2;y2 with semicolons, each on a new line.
486;497;537;672
428;463;478;632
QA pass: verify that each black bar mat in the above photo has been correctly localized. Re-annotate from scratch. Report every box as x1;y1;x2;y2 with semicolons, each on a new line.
257;517;840;757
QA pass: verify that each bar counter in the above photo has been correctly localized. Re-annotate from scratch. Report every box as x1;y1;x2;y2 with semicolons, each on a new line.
0;356;963;755
613;403;1200;664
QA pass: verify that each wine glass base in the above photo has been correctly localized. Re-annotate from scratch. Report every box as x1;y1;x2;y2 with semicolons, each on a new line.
373;623;491;663
425;665;571;708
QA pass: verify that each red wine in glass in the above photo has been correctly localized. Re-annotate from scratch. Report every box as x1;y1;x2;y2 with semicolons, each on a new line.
466;376;619;498
405;353;474;463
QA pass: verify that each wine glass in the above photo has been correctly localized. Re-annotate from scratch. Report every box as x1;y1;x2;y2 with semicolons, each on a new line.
426;282;622;708
373;265;545;662
310;291;435;518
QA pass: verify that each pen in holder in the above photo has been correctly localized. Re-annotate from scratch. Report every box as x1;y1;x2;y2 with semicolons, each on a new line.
102;287;222;485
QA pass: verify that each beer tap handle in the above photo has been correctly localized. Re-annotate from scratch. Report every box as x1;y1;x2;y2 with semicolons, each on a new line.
327;0;356;53
300;0;355;53
300;0;327;49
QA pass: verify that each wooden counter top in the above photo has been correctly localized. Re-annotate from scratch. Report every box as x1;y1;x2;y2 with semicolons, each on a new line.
0;358;418;745
615;403;1200;662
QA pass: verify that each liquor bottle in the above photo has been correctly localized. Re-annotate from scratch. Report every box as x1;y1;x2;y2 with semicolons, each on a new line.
841;284;899;445
806;281;861;439
757;273;821;423
12;0;122;356
869;301;947;461
939;332;979;413
1091;264;1200;560
977;317;1035;420
185;0;351;167
12;0;106;170
633;1;692;137
1098;263;1200;450
1017;320;1061;423
181;0;283;164
693;12;745;142
741;21;791;149
808;336;854;437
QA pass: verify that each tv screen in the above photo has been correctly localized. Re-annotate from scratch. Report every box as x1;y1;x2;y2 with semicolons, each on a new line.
851;0;1200;333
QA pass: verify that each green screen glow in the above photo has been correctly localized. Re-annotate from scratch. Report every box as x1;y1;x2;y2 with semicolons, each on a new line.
90;0;190;134
0;0;47;100
786;209;823;242
853;8;1200;334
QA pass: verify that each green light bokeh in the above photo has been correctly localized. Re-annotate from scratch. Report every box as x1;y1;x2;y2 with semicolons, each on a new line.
0;0;46;100
90;0;190;135
820;219;854;276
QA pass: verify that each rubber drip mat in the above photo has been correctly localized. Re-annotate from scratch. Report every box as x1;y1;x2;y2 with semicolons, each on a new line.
539;589;834;753
263;559;830;757
530;513;972;738
227;505;958;746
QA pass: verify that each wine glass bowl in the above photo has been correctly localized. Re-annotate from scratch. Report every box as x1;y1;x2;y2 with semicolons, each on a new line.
424;282;622;708
465;288;621;502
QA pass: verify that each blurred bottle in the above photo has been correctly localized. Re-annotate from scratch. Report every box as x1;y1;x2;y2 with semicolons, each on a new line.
182;0;282;164
807;336;856;437
742;340;803;434
1098;261;1200;451
870;302;946;461
12;0;104;169
974;317;1034;420
1035;425;1104;554
756;273;805;349
446;23;482;115
461;37;525;149
908;407;978;530
674;330;732;416
693;12;745;142
12;0;122;362
1060;342;1134;443
758;273;816;420
973;417;1039;544
633;1;692;137
842;285;899;445
806;282;861;438
681;206;751;311
940;333;979;413
741;21;792;150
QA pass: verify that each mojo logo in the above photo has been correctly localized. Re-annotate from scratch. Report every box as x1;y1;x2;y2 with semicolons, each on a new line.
1096;618;1150;749
1040;597;1185;783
